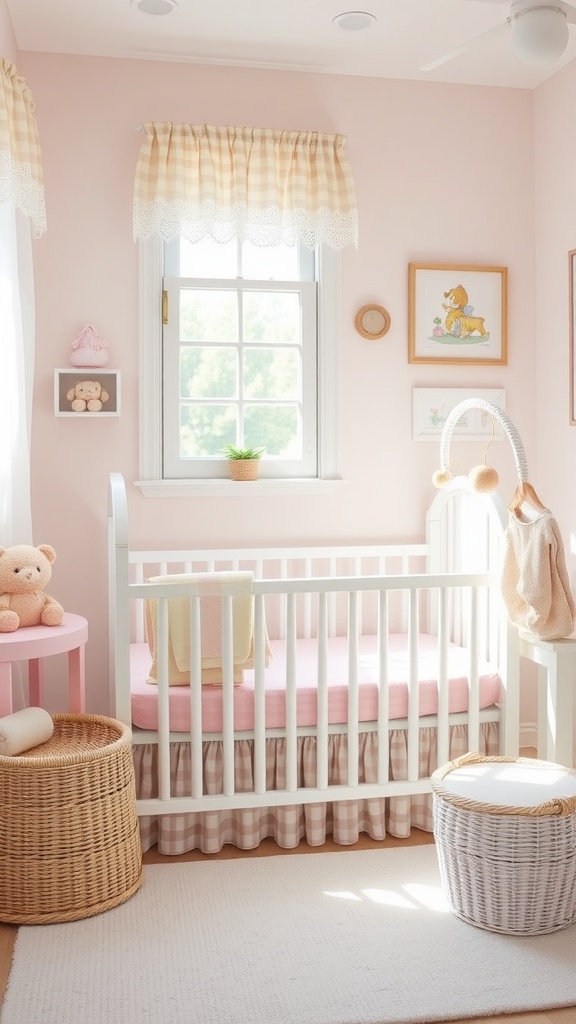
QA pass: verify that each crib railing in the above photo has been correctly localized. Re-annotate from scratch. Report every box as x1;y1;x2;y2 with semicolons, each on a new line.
125;545;429;642
107;471;520;819
116;570;515;817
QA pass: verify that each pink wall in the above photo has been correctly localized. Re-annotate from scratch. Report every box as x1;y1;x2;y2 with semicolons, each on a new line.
532;65;576;564
0;0;16;58
12;51;536;713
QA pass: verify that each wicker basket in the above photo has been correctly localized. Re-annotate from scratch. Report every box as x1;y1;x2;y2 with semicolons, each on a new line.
0;714;142;924
432;753;576;935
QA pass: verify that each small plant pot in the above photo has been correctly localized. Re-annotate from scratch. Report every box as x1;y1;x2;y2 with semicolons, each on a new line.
228;459;260;481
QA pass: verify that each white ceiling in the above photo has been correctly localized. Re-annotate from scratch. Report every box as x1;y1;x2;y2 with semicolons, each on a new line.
7;0;576;90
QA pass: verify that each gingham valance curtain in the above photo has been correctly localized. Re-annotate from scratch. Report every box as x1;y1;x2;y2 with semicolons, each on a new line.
133;122;358;250
0;59;46;238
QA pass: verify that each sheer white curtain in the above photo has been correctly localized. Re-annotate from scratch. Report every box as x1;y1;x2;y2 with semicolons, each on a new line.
0;58;45;546
0;202;35;544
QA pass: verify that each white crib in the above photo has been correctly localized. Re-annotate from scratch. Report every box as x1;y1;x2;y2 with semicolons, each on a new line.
108;471;521;854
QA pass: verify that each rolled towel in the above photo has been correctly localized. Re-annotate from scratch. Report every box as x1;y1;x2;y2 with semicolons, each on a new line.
0;707;54;756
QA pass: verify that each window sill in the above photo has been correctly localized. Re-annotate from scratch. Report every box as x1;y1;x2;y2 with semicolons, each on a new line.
135;478;345;498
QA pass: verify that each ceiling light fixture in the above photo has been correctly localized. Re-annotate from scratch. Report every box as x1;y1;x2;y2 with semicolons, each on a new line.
332;11;377;32
130;0;178;15
510;5;569;65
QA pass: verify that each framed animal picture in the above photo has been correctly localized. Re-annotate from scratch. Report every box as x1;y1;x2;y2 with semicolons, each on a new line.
408;262;507;365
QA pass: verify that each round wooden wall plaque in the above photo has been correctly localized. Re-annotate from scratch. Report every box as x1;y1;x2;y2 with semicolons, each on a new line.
355;304;391;340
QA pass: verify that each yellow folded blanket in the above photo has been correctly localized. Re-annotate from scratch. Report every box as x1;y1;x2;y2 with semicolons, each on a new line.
145;571;271;686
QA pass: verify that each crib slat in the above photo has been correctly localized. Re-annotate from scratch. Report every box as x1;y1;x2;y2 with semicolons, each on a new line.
285;594;298;793
353;559;363;637
279;560;288;639
328;558;337;636
467;587;480;752
377;591;390;784
189;596;203;799
253;594;267;795
303;559;312;638
407;589;420;783
316;593;329;790
488;584;500;667
222;596;235;797
436;587;450;769
400;556;412;631
156;599;171;801
347;591;359;788
134;563;145;644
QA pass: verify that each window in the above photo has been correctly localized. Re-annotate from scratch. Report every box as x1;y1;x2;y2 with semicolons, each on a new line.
133;123;356;494
138;237;340;493
163;236;317;479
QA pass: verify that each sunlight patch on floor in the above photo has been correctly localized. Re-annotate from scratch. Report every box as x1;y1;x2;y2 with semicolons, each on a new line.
322;882;449;913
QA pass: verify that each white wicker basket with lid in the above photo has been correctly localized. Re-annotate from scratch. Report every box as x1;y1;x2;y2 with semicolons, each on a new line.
432;752;576;935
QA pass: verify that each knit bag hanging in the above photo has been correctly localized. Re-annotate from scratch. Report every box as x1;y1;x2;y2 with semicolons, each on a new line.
69;324;109;368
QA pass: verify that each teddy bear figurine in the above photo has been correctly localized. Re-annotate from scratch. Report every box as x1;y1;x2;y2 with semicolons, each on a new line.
0;544;65;632
66;379;110;412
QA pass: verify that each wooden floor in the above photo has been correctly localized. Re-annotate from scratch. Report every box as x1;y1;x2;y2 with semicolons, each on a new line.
1;831;575;1023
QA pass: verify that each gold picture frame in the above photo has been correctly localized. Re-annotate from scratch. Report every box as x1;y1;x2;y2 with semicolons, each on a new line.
408;262;507;365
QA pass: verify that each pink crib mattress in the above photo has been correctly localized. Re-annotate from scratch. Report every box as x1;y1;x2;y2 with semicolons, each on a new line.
129;633;501;732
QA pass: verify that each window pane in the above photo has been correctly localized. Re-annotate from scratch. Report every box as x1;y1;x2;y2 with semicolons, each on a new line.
243;291;301;343
244;405;300;458
179;237;237;278
243;348;299;400
177;237;306;282
242;241;299;281
179;404;237;457
160;249;319;480
180;290;238;342
180;347;237;399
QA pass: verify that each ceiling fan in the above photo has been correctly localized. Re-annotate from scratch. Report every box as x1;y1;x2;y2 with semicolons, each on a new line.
421;0;576;71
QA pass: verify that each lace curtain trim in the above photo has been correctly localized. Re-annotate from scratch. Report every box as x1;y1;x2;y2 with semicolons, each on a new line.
133;123;358;250
133;198;358;251
0;152;47;238
0;59;46;237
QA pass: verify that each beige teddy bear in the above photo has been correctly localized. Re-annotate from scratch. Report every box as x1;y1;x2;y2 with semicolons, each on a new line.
66;379;110;412
0;544;65;632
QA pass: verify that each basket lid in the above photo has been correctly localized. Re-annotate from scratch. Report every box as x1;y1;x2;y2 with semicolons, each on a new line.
432;755;576;813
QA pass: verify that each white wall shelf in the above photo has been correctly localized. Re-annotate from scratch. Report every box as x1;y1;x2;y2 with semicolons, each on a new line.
54;369;121;417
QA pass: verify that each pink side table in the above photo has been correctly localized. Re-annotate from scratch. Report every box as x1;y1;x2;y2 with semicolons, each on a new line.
0;612;88;717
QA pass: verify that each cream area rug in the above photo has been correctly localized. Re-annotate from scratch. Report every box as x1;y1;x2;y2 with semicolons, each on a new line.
3;845;576;1024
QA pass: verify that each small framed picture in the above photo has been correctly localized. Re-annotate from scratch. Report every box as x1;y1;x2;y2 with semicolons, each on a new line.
408;262;507;365
412;388;506;441
54;370;121;416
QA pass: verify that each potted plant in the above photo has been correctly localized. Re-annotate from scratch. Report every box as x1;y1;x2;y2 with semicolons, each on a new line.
220;444;266;481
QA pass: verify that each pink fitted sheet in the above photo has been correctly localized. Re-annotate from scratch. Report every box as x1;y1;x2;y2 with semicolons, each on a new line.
129;633;501;732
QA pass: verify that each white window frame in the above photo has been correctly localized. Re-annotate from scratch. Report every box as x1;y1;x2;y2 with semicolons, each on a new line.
136;237;343;497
